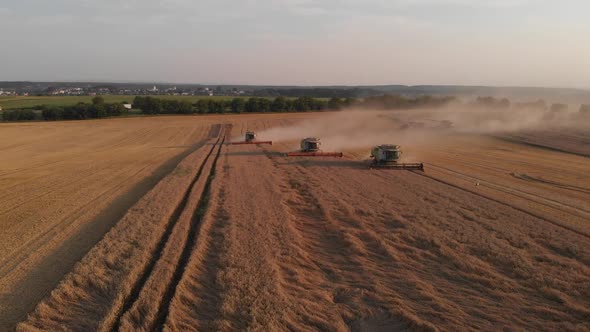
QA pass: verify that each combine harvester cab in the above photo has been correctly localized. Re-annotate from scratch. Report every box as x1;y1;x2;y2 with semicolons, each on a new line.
230;131;272;145
369;144;424;171
286;138;343;157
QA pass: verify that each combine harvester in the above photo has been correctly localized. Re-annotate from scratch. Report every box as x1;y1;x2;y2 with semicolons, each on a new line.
230;131;272;145
286;137;343;157
369;145;424;171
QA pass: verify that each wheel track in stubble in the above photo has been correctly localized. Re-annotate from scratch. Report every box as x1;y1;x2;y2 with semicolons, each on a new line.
109;124;230;332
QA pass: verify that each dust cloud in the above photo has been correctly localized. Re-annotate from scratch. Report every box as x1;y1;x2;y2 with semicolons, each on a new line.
258;110;427;152
257;103;590;154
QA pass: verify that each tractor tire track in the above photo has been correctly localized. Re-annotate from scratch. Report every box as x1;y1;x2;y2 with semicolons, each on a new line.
153;126;230;331
409;169;590;240
426;163;590;217
109;125;229;332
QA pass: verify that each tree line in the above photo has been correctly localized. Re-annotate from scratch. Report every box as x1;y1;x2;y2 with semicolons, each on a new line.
472;96;589;114
2;94;589;122
132;95;456;114
1;96;129;121
41;96;129;120
1;109;37;121
132;96;353;115
358;95;457;110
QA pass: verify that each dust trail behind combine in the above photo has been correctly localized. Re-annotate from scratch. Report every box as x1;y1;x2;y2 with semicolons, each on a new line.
257;105;590;158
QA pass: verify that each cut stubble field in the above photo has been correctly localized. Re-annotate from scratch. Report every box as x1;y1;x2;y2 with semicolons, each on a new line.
0;111;588;331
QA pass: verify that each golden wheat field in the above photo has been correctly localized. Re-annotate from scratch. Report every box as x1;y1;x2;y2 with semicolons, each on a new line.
1;110;589;331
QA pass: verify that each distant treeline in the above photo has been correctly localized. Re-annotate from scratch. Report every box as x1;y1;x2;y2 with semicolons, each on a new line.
0;96;349;121
358;95;457;110
131;95;456;114
132;96;354;114
2;94;588;122
2;96;129;121
252;88;374;98
471;96;588;113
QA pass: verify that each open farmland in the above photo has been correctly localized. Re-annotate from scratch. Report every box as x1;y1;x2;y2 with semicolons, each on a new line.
0;111;588;331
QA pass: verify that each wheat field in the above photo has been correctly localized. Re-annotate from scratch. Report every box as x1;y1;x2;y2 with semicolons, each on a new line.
1;111;588;331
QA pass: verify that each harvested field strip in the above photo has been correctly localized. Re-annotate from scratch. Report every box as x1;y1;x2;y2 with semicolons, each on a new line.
162;142;300;330
510;172;590;194
410;169;590;240
426;163;590;217
115;125;230;331
266;145;589;329
425;150;590;196
0;147;210;330
112;129;226;331
496;135;590;158
0;163;153;278
17;124;224;332
154;125;230;331
0;129;210;283
1;138;211;330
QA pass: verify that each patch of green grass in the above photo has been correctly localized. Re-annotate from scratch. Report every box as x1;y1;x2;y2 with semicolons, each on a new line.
0;95;239;110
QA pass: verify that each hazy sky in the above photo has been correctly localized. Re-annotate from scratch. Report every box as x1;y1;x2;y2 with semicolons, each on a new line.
0;0;589;87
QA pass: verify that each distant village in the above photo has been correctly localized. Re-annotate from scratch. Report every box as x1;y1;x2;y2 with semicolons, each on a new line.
0;85;249;97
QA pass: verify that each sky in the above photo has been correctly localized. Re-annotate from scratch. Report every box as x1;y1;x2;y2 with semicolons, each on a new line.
0;0;589;88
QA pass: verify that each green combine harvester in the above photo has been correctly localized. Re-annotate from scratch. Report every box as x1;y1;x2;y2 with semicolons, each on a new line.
370;145;424;171
230;131;272;145
286;137;343;157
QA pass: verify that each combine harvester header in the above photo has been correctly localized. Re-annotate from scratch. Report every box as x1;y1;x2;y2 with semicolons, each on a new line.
286;138;343;157
230;131;272;145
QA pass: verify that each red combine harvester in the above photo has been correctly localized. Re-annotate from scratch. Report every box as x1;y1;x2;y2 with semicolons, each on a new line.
286;138;343;157
230;131;272;145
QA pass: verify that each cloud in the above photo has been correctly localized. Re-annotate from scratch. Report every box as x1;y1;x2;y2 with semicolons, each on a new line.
0;7;13;18
1;0;589;88
354;0;532;8
26;14;74;25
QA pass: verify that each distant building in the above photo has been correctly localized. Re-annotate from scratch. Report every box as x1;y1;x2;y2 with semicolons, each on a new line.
123;104;132;110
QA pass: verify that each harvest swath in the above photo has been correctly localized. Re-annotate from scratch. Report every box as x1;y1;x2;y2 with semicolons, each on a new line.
0;112;588;331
